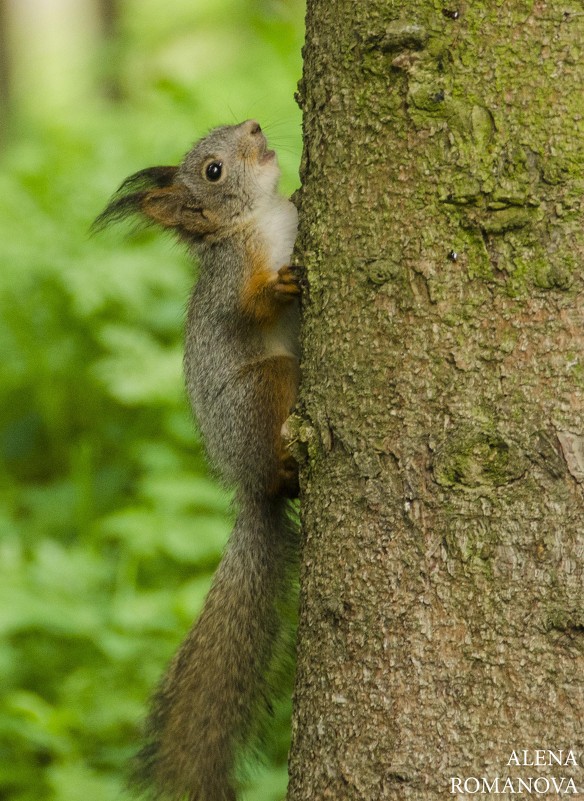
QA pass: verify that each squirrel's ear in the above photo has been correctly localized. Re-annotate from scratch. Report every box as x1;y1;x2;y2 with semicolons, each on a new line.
92;166;179;232
142;189;220;238
93;166;219;240
141;187;184;228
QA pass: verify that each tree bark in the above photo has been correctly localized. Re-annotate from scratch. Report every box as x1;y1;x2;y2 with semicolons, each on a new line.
288;1;584;799
96;0;122;101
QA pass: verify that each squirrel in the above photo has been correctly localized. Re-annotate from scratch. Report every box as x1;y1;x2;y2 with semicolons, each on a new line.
94;120;301;801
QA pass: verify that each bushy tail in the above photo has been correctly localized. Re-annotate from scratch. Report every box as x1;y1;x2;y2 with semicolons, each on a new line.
132;494;296;801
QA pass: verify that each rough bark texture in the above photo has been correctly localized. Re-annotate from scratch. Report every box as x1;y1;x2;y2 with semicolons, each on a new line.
288;1;584;799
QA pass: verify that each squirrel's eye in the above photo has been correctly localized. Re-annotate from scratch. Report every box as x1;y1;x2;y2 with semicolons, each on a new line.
205;161;223;182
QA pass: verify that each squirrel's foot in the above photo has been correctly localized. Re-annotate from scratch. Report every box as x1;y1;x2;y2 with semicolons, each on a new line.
273;264;301;299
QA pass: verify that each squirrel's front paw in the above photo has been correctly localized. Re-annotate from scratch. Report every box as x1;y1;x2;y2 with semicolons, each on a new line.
274;265;301;298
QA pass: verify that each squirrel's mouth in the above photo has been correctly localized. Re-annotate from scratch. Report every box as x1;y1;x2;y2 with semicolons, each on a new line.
240;124;277;167
260;149;276;164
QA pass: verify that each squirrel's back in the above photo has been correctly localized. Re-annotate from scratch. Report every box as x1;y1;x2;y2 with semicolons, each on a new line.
184;197;299;494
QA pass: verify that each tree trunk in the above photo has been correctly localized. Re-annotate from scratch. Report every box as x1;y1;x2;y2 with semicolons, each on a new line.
96;0;122;101
288;1;584;799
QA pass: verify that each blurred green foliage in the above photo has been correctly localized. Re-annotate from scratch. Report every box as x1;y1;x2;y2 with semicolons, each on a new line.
0;1;304;799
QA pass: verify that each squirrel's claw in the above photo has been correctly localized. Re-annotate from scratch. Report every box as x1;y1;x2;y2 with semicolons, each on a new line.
274;264;301;297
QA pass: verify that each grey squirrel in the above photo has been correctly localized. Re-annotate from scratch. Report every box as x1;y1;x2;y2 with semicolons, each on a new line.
94;120;301;801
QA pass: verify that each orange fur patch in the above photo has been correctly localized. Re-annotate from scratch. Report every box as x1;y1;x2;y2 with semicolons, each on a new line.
240;242;279;324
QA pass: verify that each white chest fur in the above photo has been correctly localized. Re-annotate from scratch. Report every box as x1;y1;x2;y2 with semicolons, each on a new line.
254;195;300;359
256;197;298;273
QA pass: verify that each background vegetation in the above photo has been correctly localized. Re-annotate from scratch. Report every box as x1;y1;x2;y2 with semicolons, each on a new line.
0;1;304;799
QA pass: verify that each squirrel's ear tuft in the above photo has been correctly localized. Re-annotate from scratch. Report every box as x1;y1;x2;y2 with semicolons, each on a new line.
91;166;179;233
92;165;220;239
117;166;179;193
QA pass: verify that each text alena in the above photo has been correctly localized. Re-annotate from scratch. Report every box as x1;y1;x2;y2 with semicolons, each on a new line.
450;750;580;795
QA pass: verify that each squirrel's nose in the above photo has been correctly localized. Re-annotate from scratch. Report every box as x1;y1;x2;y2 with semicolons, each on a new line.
243;119;262;135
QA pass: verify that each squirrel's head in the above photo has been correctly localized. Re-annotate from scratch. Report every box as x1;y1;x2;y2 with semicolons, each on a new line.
93;120;282;241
